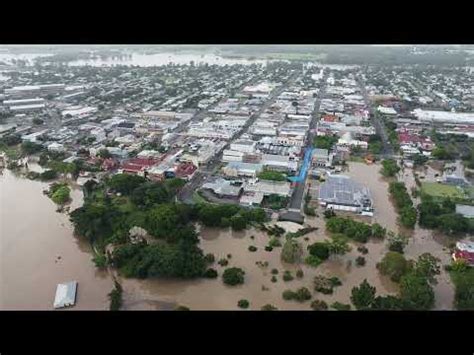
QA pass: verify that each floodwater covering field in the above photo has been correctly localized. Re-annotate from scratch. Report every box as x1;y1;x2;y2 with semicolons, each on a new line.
0;162;456;310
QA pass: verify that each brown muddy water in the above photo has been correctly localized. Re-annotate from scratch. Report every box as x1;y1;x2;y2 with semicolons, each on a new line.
0;162;456;310
344;162;455;309
0;168;113;310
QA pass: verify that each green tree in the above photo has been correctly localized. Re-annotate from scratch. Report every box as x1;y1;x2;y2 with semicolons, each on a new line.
450;268;474;310
21;141;43;155
108;174;146;195
203;268;218;278
327;235;352;255
283;270;294;281
371;223;386;239
377;251;409;282
130;181;172;208
293;287;312;302
204;253;215;264
40;169;58;181
310;299;328;310
231;214;247;231
381;159;400;177
108;281;123;311
97;148;112;159
222;267;245;286
261;304;278;311
175;305;190;311
145;204;180;240
399;206;417;228
282;289;295;300
307;242;330;260
330;302;351;311
70;202;123;243
399;272;435;310
313;135;338;150
350;279;376;310
387;232;408;254
412;153;428;167
238;299;250;309
51;185;71;205
371;295;404;310
413;253;440;284
281;239;303;263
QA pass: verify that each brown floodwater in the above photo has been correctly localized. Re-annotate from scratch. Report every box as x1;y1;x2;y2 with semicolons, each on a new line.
0;168;113;310
0;161;456;310
397;165;455;309
118;220;399;310
345;162;455;309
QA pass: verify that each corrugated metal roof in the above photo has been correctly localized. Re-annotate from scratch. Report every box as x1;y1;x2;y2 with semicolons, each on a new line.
54;281;77;309
319;174;371;207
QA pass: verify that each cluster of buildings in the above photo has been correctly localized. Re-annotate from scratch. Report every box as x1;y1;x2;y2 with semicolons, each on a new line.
364;66;474;139
1;61;311;210
200;72;324;207
315;70;373;160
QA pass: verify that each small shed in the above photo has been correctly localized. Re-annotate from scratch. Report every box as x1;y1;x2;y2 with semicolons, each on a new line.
53;281;78;309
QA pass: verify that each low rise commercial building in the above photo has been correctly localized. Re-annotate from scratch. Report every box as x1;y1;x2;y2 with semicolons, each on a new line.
222;162;264;178
244;179;292;197
202;178;242;198
312;148;332;167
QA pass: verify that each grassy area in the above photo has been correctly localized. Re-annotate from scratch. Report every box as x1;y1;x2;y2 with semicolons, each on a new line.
421;182;467;200
258;170;287;181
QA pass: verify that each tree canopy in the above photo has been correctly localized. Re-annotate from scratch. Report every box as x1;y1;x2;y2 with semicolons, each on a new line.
108;174;146;195
381;159;400;177
377;251;409;282
350;279;376;310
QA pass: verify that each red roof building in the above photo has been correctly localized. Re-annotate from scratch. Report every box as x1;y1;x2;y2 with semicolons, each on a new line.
453;240;474;266
175;162;197;180
398;129;435;151
120;158;159;175
321;114;339;122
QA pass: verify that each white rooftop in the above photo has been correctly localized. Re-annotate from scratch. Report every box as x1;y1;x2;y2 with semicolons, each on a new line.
53;281;77;309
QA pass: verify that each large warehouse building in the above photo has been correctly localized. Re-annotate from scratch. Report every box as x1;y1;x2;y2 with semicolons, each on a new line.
412;108;474;125
318;174;373;215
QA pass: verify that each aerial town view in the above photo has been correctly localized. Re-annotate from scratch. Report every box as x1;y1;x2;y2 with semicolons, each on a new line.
0;45;473;311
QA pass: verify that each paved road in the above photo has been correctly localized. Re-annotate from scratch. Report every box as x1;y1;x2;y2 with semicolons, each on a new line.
357;75;394;158
288;73;327;211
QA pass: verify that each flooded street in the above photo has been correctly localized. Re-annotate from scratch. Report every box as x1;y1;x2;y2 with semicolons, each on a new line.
0;169;113;310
